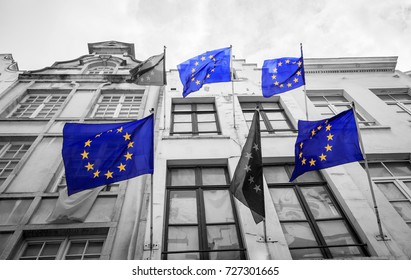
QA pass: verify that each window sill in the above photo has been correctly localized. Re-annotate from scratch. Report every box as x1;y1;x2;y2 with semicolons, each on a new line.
0;118;50;122
261;133;297;138
162;135;231;140
359;125;391;130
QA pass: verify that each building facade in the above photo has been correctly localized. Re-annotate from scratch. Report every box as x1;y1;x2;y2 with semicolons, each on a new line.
1;41;411;260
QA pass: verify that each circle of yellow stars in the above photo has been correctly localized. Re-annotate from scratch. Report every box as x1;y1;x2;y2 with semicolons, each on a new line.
271;59;303;88
81;126;134;180
190;54;218;86
298;120;333;167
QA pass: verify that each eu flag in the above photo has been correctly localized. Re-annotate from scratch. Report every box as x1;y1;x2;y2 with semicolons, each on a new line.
62;115;154;195
177;47;231;97
289;109;363;181
261;56;305;97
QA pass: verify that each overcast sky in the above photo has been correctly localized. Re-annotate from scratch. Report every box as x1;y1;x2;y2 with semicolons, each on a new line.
1;0;410;72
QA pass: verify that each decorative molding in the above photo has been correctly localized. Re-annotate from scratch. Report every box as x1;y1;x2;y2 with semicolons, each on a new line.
88;40;135;57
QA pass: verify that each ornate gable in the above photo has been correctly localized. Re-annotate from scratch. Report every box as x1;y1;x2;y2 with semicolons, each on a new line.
88;41;135;57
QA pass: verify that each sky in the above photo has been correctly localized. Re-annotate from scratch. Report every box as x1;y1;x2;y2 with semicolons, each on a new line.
0;0;410;72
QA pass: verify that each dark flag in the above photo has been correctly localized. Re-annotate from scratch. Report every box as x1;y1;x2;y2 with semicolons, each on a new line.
128;53;166;85
261;55;305;97
290;108;364;181
230;110;265;224
62;114;154;195
177;47;231;97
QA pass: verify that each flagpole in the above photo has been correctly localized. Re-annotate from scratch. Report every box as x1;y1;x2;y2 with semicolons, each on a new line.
300;43;309;121
230;45;236;129
351;102;387;241
256;106;267;243
163;46;167;130
149;108;155;259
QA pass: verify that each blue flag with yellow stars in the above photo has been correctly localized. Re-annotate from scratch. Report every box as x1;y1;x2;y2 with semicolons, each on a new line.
289;109;363;182
62;114;154;196
261;56;305;97
177;47;231;97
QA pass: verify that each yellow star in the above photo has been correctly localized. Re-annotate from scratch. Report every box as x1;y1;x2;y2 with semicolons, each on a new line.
327;133;334;141
201;56;206;61
191;77;195;81
117;127;123;133
294;77;299;83
271;74;277;80
196;80;200;85
319;153;327;161
273;67;278;73
309;158;316;166
107;130;113;133
84;139;92;147
274;81;279;86
285;59;290;64
123;132;131;141
85;162;94;171
104;170;113;179
93;170;100;178
287;83;292;88
211;68;215;72
124;152;133;160
300;142;303;149
298;61;302;67
127;141;134;148
325;144;333;152
117;163;126;172
95;133;102;138
301;158;307;165
299;152;303;158
81;150;89;159
195;61;199;66
278;61;283;67
208;55;213;59
317;125;322;131
326;124;332;131
191;68;195;73
311;129;316;137
297;71;301;76
206;74;211;78
280;84;284;88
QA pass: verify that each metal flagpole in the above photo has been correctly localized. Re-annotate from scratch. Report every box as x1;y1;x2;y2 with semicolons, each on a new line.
300;43;309;121
230;45;236;129
352;102;387;241
149;173;154;259
162;46;167;130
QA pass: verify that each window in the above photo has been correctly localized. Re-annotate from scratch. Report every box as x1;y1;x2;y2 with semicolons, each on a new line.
171;101;220;136
163;166;245;260
0;142;31;186
91;92;143;119
9;93;67;119
308;93;375;127
86;66;115;74
0;199;32;225
240;101;296;134
16;233;106;260
53;174;120;193
361;160;411;229
372;89;411;121
265;164;368;259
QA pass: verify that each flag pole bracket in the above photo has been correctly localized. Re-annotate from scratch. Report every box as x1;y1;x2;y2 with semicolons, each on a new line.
144;243;159;251
375;234;390;242
256;237;277;243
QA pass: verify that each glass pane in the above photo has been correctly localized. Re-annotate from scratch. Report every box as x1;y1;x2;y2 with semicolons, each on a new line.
22;243;42;257
315;106;334;115
295;170;323;183
309;96;327;104
263;166;289;183
86;241;104;254
330;246;363;258
259;121;267;130
170;168;195;186
391;202;411;220
266;111;285;120
197;122;217;132
204;190;234;223
243;112;254;121
167;253;200;260
169;190;197;224
196;104;214;111
271;120;292;130
270;188;306;220
173;104;192;112
317;220;357;246
404;181;411;193
301;186;341;219
377;94;393;101
0;233;12;255
334;105;351;113
173;123;192;133
261;102;280;109
167;226;199;252
173;114;191;122
326;96;348;102
240;102;258;109
365;162;391;177
206;225;240;250
41;242;60;256
67;241;86;255
384;162;411;176
375;182;406;200
202;168;227;185
281;222;318;248
0;199;32;225
394;94;411;101
209;250;242;260
290;248;324;260
197;114;215;122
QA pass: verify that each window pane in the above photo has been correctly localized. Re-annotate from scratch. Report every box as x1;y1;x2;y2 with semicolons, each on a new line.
170;169;196;186
209;250;242;260
169;191;197;224
317;220;357;247
173;114;191;122
329;246;363;258
295;170;323;183
167;253;200;260
270;120;292;130
86;241;104;254
202;168;227;185
264;166;289;183
0;233;12;255
41;242;61;256
281;222;318;248
204;190;234;223
309;96;327;104
365;162;391;177
0;199;32;225
315;106;334;115
270;188;306;220
290;248;324;260
243;112;254;121
173;123;192;133
197;114;215;122
167;226;199;252
67;241;86;255
384;162;411;176
265;112;285;120
173;104;192;112
207;225;240;250
196;104;214;111
326;96;348;102
403;181;411;193
391;201;411;220
300;187;341;219
240;102;258;109
334;105;351;113
394;94;411;101
22;243;42;257
197;122;217;132
375;182;406;200
261;102;280;109
377;94;393;101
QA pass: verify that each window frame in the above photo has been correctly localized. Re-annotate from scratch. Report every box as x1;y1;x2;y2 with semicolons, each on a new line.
90;92;144;119
373;89;411;121
0;141;31;187
162;165;246;260
265;164;368;259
